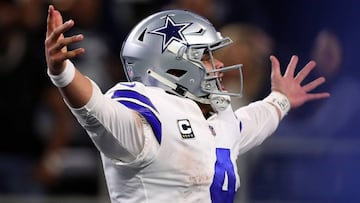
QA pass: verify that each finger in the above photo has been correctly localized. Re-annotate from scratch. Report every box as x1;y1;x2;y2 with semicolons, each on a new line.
306;92;331;101
46;5;54;37
66;48;86;59
47;6;64;36
49;47;85;67
53;9;64;28
270;55;281;77
284;55;298;78
302;76;326;92
295;60;316;83
54;48;85;62
48;20;75;44
49;34;84;55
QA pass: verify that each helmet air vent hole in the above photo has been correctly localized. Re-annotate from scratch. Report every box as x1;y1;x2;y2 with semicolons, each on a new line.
138;28;147;42
166;69;187;78
195;28;205;34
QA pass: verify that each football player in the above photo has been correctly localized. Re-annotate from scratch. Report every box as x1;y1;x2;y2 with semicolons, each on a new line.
45;5;330;203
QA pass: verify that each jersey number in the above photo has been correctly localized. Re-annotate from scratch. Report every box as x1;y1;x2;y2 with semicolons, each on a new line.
210;148;236;203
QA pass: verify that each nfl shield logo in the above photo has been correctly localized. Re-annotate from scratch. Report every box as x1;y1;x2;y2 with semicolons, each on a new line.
208;125;216;136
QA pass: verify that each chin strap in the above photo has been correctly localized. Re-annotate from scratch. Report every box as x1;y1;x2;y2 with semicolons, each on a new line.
209;94;231;112
147;69;209;103
147;69;230;112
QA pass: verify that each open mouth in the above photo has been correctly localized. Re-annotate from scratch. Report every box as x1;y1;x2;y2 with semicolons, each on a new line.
219;77;227;91
221;84;227;91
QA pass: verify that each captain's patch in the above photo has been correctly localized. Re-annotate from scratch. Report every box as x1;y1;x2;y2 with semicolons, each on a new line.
177;119;195;139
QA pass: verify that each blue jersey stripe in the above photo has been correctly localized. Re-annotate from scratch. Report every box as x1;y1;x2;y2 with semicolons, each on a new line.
119;100;162;144
111;90;158;112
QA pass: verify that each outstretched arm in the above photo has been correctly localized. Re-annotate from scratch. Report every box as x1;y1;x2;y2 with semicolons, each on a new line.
45;5;91;108
266;55;330;119
44;5;151;165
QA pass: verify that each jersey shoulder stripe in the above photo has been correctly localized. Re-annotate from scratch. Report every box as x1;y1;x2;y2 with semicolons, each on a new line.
106;82;162;144
111;89;158;112
119;100;161;144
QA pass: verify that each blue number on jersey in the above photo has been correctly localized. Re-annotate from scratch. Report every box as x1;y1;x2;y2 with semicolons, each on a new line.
210;148;236;203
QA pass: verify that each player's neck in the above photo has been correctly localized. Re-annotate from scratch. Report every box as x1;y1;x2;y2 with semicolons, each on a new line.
198;103;215;119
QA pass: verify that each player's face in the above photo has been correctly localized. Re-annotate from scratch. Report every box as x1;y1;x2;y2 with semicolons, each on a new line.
201;53;224;75
201;53;226;90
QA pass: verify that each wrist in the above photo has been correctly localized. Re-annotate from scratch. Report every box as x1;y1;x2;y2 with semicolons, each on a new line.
47;59;76;87
264;91;291;120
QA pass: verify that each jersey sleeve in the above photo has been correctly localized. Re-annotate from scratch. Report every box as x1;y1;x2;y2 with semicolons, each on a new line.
66;79;160;168
234;100;280;154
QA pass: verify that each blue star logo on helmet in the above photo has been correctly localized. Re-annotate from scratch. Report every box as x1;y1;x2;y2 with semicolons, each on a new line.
149;15;192;52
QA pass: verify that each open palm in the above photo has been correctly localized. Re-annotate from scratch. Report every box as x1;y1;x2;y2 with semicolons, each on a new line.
45;5;84;74
270;55;330;108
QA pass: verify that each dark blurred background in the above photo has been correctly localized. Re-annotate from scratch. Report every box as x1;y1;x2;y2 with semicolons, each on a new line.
0;0;359;202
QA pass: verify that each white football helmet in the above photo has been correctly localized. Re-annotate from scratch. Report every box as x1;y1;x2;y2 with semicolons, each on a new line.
120;9;243;111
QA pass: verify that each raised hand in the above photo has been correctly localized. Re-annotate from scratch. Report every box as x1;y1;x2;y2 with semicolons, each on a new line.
45;5;85;75
270;55;330;109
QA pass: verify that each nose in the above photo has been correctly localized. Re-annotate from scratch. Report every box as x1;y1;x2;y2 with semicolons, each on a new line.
213;58;224;69
213;58;224;78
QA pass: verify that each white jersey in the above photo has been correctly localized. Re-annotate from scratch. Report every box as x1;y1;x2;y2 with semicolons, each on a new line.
69;80;279;203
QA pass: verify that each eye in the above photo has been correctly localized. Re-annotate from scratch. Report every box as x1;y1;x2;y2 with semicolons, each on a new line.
201;53;210;61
